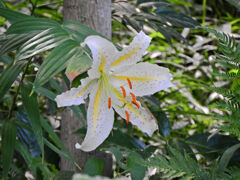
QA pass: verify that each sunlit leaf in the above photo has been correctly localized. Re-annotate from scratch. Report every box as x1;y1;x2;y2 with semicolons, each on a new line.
16;28;69;60
65;54;92;84
6;18;60;34
33;39;82;88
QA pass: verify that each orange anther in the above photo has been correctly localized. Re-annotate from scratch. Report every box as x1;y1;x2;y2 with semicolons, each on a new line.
120;86;126;97
127;78;132;89
130;92;140;108
125;110;130;124
130;92;136;102
108;97;111;109
132;101;140;108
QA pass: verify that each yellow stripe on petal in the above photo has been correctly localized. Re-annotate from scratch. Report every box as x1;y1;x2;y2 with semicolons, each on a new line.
98;53;106;72
92;82;102;132
111;45;140;67
112;75;160;81
74;80;94;97
112;87;146;123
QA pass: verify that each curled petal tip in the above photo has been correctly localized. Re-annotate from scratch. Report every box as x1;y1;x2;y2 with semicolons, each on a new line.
75;143;81;149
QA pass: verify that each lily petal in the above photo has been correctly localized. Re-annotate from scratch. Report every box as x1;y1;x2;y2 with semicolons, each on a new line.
78;81;114;152
111;62;173;96
111;31;151;70
113;96;158;136
55;77;96;107
84;36;118;77
110;87;157;136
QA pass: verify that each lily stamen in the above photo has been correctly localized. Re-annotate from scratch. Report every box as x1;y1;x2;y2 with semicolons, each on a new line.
120;86;126;97
125;110;130;124
130;92;136;102
108;97;111;109
130;92;140;108
127;78;132;89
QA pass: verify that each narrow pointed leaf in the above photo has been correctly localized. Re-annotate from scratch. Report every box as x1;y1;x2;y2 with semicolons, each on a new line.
21;83;44;154
65;54;92;84
62;21;100;42
6;18;60;34
0;33;38;56
1;119;17;179
0;61;27;100
0;7;31;24
16;28;69;60
218;143;240;171
33;40;81;88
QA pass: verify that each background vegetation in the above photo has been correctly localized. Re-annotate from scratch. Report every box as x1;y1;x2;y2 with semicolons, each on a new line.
0;0;240;179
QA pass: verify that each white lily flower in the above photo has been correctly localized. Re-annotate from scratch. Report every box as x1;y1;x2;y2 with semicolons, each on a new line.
55;31;173;152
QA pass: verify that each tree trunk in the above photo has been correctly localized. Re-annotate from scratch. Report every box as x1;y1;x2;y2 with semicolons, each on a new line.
61;0;112;177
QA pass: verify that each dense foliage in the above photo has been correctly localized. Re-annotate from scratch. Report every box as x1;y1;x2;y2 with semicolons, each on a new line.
0;0;240;179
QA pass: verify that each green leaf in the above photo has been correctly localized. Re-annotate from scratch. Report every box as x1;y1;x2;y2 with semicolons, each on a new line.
108;147;127;169
218;143;240;172
21;83;44;154
0;7;32;24
62;21;101;42
16;28;69;60
65;54;92;84
0;61;27;100
6;18;60;34
33;39;82;88
127;152;147;180
40;116;78;168
0;33;38;56
84;157;104;176
15;140;37;175
1;119;17;179
30;156;54;179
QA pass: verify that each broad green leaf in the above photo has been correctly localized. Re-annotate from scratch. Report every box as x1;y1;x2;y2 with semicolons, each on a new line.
218;143;240;172
0;7;32;24
0;55;13;65
55;171;74;180
126;152;147;180
1;119;17;179
35;87;56;101
0;33;38;57
16;28;69;60
65;54;92;84
84;157;104;176
0;61;27;100
108;147;127;169
21;83;44;154
62;21;100;42
33;39;82;88
30;156;54;179
6;18;60;34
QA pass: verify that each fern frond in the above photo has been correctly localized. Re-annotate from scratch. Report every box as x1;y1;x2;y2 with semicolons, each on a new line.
205;27;240;63
141;147;209;180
